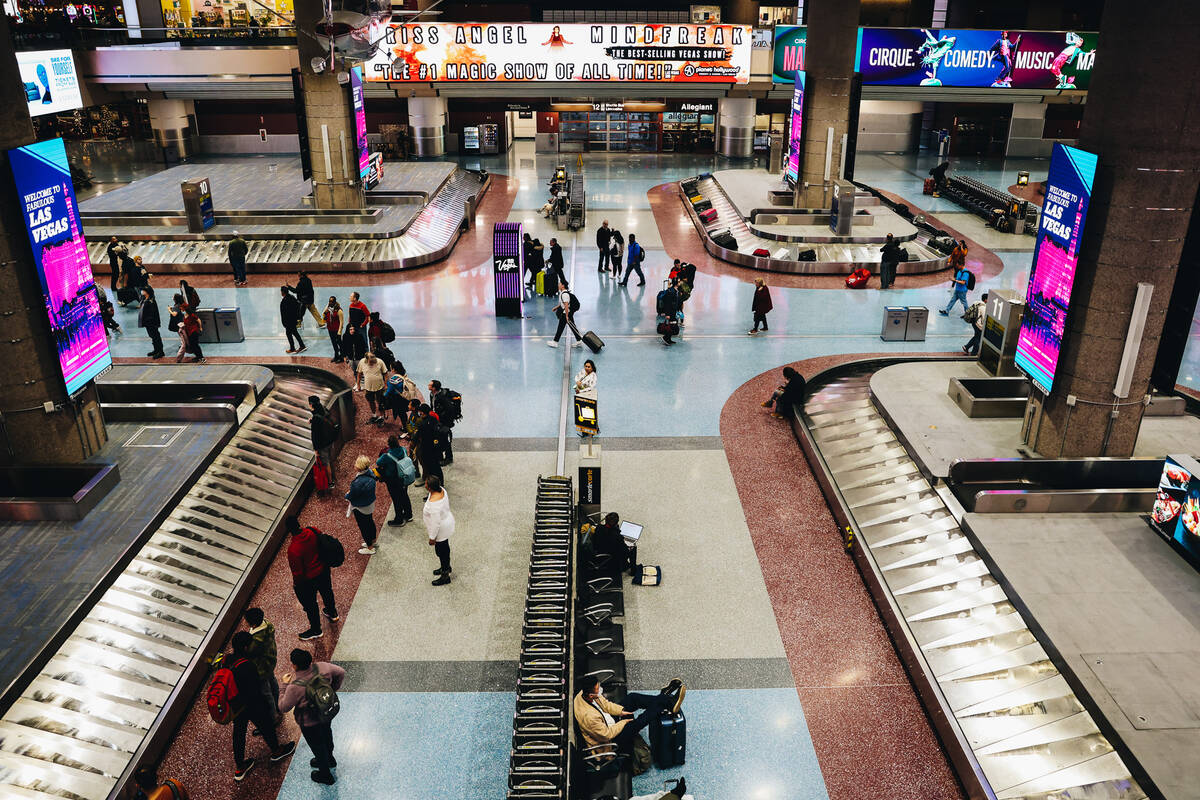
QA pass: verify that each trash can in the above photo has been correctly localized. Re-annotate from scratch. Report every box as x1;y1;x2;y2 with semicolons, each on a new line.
196;308;219;343
881;306;909;341
905;306;928;341
214;307;244;343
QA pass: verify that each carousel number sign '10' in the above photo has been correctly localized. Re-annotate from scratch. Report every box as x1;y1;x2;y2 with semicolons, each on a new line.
364;23;752;83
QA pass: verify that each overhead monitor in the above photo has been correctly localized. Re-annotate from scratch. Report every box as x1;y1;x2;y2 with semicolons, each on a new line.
1013;142;1098;394
9;137;111;396
16;50;84;117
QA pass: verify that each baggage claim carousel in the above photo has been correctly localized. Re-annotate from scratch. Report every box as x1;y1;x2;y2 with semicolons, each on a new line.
0;364;354;799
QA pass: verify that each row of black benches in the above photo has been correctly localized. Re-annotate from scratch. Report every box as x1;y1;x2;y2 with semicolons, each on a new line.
943;174;1038;233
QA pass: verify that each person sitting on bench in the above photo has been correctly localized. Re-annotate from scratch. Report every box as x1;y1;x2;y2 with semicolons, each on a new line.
590;512;636;579
573;676;685;757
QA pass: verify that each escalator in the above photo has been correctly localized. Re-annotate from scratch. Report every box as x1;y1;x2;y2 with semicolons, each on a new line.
800;367;1149;800
0;376;331;800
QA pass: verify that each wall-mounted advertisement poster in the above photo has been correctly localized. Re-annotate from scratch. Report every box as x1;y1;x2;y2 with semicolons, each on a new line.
364;23;751;83
1014;143;1099;394
10;137;111;395
784;73;805;186
16;50;84;117
855;28;1096;89
772;25;806;83
350;65;369;186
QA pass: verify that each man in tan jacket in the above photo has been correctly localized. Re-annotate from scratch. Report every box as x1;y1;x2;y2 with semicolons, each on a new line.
573;675;685;755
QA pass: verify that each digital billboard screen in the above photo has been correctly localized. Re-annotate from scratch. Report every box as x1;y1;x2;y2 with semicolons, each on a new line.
772;25;806;83
784;73;805;186
855;28;1096;89
1014;142;1098;394
364;23;751;83
10;138;111;396
350;66;369;185
16;50;84;117
1150;455;1200;568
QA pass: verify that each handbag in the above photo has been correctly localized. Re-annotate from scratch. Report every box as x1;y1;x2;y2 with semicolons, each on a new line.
313;457;331;491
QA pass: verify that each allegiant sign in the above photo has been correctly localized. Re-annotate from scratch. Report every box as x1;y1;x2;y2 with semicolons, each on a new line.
364;23;751;83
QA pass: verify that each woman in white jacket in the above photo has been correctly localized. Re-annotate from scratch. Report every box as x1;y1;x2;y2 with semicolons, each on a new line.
425;475;456;586
574;359;597;400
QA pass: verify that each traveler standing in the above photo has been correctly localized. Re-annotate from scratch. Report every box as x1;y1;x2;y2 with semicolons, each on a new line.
414;404;444;485
138;286;165;358
619;233;645;286
346;456;378;555
323;297;344;363
596;220;612;272
355;351;388;424
749;278;773;335
169;293;187;360
228;232;249;287
341;324;366;375
375;435;416;526
610;229;624;268
309;396;338;483
548;282;582;348
279;648;345;786
530;238;545;287
428;380;457;464
106;236;124;292
347;293;369;348
523;232;537;287
545;238;567;289
228;632;295;782
286;515;339;641
963;292;989;355
879;233;901;290
280;286;306;353
242;608;280;719
179;306;204;363
290;272;324;327
425;475;455;586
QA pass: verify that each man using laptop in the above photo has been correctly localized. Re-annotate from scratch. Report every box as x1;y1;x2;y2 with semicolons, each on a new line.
591;512;636;579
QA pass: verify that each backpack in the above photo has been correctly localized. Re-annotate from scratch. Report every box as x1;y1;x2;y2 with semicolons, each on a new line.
379;321;396;343
206;656;245;724
965;270;977;291
442;390;463;422
675;280;691;302
656;289;678;316
295;668;340;724
400;375;424;403
387;451;418;486
568;293;580;313
183;284;200;309
314;530;345;568
962;304;980;324
637;246;646;263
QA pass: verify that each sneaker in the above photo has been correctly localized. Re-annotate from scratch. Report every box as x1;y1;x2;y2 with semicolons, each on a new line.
194;357;207;363
387;518;407;527
748;329;758;336
432;574;451;586
310;757;337;768
358;546;377;555
297;345;308;353
286;348;297;354
270;741;296;762
938;309;949;316
324;608;340;621
311;770;336;785
546;340;558;348
234;759;256;781
571;341;582;348
298;628;322;641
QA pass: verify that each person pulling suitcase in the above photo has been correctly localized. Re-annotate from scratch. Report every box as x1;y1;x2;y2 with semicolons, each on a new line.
547;282;582;348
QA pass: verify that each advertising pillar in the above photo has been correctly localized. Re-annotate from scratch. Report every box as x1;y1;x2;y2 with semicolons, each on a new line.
492;222;523;318
797;0;859;208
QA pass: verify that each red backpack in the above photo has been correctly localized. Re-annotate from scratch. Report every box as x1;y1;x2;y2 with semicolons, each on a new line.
206;655;245;724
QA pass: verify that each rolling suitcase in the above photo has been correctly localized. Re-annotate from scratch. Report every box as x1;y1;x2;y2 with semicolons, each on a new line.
845;267;871;289
698;208;717;223
542;272;558;298
691;200;711;213
535;271;546;295
649;709;686;768
752;248;770;257
581;331;604;354
797;248;817;261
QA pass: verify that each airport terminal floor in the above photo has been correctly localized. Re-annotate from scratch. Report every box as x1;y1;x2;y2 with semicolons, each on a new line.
25;143;1200;799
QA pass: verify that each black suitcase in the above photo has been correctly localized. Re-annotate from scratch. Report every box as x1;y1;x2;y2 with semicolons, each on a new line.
797;248;817;261
649;709;686;768
691;200;711;213
581;331;604;354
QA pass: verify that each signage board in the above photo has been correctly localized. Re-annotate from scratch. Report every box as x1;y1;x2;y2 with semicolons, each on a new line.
198;179;215;230
1014;143;1098;394
364;23;751;84
292;69;312;181
16;50;83;117
492;222;523;318
784;73;804;186
574;396;599;435
10;138;111;396
350;66;369;186
855;27;1097;89
578;462;601;504
772;25;806;83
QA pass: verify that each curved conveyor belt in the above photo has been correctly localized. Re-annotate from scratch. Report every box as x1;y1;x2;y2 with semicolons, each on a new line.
0;376;331;800
799;364;1150;800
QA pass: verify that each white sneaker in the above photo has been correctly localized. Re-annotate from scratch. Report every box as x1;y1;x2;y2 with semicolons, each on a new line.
547;341;559;348
571;341;582;348
358;546;377;555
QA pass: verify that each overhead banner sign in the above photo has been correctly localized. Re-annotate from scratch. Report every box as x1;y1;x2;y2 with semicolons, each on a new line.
364;23;752;83
10;138;111;396
772;25;807;83
1014;143;1099;394
17;49;84;117
855;28;1097;89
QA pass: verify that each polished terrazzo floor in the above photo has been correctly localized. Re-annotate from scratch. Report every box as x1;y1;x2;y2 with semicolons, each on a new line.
105;143;1084;800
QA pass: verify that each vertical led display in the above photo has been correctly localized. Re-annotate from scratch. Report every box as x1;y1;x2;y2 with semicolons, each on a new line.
784;72;805;187
350;65;369;185
1014;142;1099;394
492;222;524;318
1150;455;1200;568
10;137;111;395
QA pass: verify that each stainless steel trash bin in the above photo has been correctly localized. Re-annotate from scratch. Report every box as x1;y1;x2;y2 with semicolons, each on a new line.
881;306;909;341
196;308;219;343
905;306;929;341
214;307;244;343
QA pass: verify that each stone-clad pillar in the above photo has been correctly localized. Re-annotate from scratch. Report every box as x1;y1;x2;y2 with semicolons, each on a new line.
294;0;365;210
797;0;860;208
1026;1;1200;457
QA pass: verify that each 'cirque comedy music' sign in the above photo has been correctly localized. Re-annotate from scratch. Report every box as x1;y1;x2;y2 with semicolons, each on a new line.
364;23;751;83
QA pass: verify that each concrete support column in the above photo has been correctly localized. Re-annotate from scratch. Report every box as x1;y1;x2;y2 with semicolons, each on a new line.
148;98;196;159
0;15;105;465
1006;103;1048;158
407;96;447;157
716;97;755;159
798;0;860;208
1025;1;1200;458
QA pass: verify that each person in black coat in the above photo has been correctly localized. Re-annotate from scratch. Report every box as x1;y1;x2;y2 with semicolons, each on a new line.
545;238;567;289
522;233;536;287
763;367;806;419
596;220;612;273
341;323;366;370
879;233;902;290
280;286;305;353
138;286;164;358
590;512;634;580
106;236;123;292
309;395;339;482
288;271;323;328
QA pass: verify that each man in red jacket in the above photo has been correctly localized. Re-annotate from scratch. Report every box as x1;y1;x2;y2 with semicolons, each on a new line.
286;516;339;641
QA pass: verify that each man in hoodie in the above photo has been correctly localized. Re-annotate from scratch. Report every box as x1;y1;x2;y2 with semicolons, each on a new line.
289;271;324;328
243;607;279;719
228;232;249;286
286;515;339;641
619;233;646;286
279;648;345;786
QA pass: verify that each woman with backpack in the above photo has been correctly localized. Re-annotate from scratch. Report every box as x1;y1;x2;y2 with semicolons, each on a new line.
279;648;344;786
